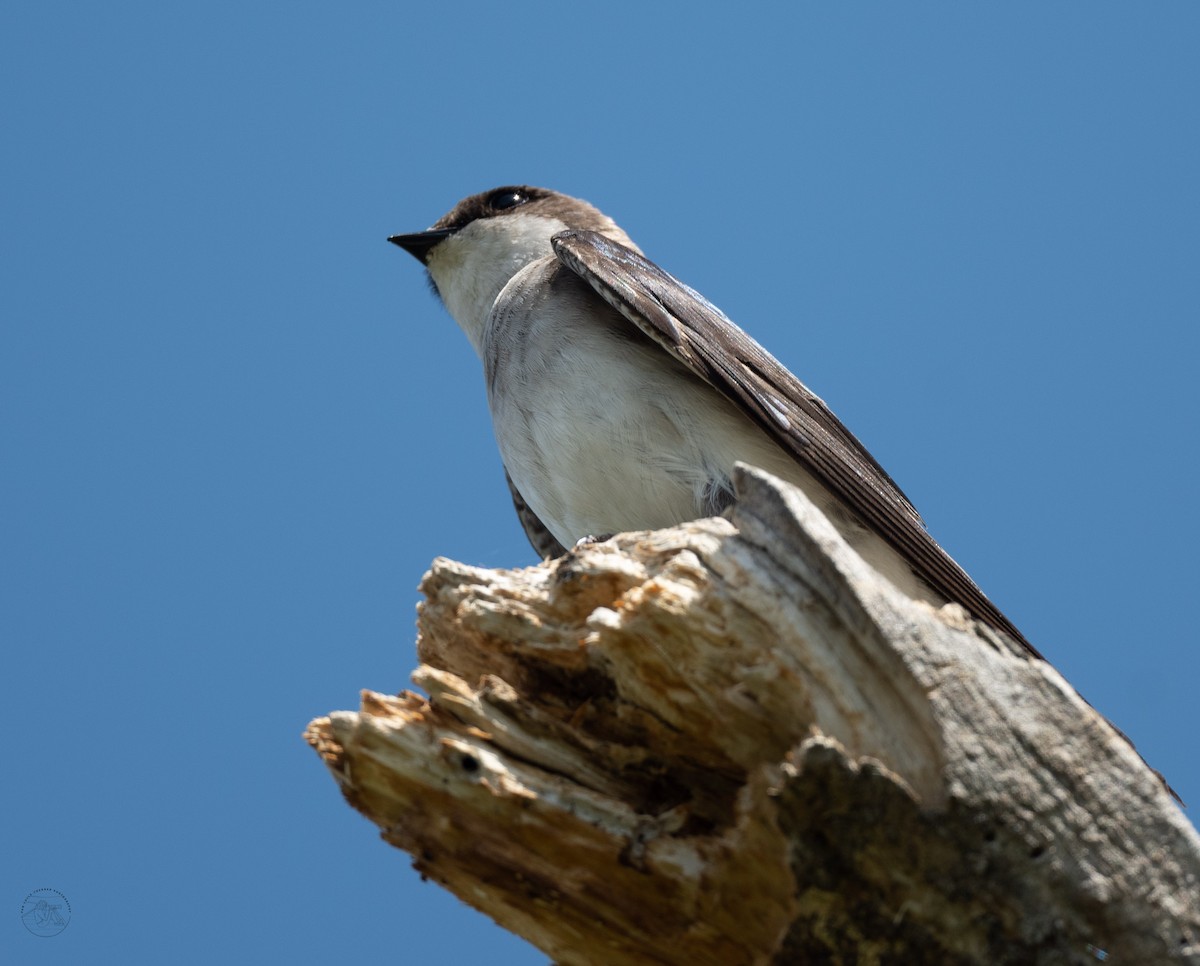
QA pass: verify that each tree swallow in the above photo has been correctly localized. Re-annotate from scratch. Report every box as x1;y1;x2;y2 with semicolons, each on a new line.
389;186;1036;655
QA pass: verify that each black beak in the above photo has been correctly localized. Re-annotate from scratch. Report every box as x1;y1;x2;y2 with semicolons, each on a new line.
387;228;458;265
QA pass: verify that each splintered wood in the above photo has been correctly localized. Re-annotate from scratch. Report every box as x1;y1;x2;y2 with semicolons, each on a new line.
306;466;1200;965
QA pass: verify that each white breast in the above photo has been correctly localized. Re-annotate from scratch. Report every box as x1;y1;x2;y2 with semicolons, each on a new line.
477;250;937;606
484;262;815;533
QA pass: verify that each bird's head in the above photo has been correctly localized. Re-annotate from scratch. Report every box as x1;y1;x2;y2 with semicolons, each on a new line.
389;186;638;350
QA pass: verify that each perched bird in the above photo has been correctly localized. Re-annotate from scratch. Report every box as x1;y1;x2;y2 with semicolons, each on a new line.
389;185;1035;656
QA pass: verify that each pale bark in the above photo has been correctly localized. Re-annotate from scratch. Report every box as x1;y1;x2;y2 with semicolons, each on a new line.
306;466;1200;964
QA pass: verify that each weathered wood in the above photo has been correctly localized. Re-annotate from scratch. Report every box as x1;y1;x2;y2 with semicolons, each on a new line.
306;465;1200;964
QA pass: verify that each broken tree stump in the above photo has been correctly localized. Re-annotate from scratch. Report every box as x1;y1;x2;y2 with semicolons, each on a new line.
306;465;1200;964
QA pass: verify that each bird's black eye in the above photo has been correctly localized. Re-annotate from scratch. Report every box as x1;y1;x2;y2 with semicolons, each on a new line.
487;189;528;211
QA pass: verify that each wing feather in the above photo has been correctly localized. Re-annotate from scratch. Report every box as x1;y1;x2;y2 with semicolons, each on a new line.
505;468;567;559
552;229;1037;657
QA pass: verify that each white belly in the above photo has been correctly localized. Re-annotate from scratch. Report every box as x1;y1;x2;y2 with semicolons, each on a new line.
493;329;795;540
482;260;937;604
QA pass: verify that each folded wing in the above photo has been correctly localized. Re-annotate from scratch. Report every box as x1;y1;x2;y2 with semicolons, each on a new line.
552;229;1037;657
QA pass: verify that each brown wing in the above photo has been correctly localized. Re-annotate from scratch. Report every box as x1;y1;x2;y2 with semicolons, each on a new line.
505;468;568;559
552;229;1039;658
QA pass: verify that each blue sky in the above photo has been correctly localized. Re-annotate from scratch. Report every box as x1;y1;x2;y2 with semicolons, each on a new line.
3;4;1197;963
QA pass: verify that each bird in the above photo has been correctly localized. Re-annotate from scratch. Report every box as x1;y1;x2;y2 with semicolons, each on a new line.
389;185;1037;657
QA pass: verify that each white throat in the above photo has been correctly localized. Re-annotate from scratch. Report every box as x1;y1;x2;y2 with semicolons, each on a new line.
427;213;568;355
